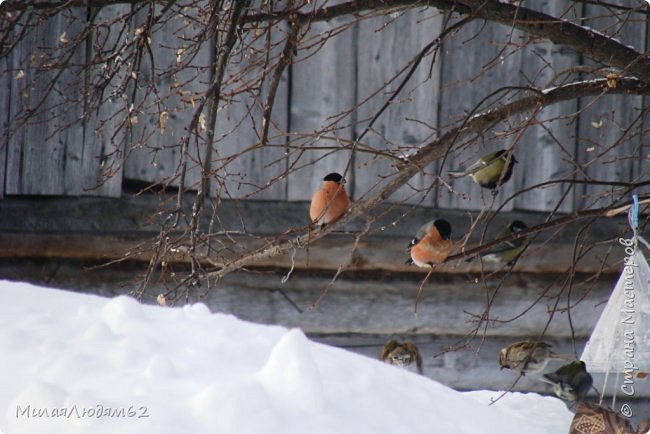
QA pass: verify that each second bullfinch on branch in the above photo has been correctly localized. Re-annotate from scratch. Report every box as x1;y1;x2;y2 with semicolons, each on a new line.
310;172;350;228
406;219;453;268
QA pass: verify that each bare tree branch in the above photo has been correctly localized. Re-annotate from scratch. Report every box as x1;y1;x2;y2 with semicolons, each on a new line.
447;194;650;264
244;0;650;81
8;0;647;82
2;0;145;11
187;0;251;289
568;0;650;15
4;0;647;327
204;77;650;280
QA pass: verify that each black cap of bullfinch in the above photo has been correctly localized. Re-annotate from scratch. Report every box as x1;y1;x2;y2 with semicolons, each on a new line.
323;172;344;183
433;219;452;240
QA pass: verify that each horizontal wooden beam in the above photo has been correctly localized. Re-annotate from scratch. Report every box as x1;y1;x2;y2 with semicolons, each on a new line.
0;195;630;274
0;230;625;275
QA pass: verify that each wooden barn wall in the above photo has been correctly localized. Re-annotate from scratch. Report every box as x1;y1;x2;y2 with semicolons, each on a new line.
5;7;86;196
576;1;648;210
123;3;206;192
0;1;648;210
2;6;125;197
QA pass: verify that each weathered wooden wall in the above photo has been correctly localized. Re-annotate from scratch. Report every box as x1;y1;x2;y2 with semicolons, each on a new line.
0;1;648;210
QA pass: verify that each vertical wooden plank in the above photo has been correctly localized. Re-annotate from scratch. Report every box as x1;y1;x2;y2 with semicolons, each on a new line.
59;8;92;196
68;5;128;197
124;2;208;191
575;1;646;210
213;15;289;201
286;6;356;203
87;5;132;197
0;39;9;198
6;9;87;195
354;8;443;206
512;0;581;213
436;18;521;212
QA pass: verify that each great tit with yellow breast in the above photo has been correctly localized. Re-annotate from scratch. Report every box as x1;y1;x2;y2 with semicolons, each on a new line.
448;149;517;190
542;360;593;403
467;220;529;266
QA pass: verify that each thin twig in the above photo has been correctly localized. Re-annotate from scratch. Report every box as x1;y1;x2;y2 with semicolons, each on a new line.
414;267;434;314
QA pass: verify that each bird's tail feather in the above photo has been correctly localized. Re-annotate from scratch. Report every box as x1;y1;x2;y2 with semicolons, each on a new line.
447;170;467;179
541;374;559;384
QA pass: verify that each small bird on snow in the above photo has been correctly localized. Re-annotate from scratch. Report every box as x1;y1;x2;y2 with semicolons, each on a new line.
379;340;423;374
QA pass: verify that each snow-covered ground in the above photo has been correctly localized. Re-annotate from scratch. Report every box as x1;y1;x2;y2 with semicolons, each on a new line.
0;280;573;434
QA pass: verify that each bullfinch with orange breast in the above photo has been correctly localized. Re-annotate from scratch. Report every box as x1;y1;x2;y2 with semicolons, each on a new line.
406;219;452;267
310;172;350;228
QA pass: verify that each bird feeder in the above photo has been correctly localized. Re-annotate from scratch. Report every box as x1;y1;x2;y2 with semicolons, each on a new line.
580;195;650;420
